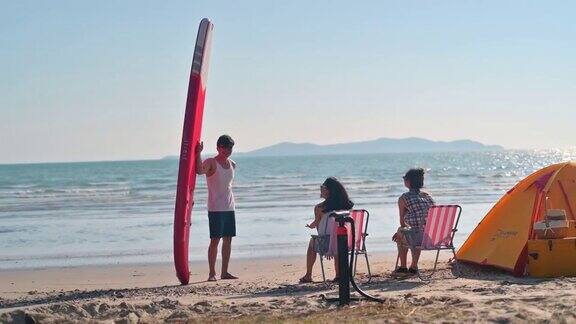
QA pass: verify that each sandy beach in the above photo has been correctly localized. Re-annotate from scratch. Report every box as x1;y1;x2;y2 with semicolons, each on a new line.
1;252;575;323
5;0;576;323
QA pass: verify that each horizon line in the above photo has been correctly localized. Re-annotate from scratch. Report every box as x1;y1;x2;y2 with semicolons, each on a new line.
2;148;571;166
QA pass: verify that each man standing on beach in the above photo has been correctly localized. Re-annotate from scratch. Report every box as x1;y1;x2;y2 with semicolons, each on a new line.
195;135;238;281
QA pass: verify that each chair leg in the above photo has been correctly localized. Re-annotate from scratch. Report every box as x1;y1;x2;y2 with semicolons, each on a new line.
451;247;460;278
353;252;359;278
320;255;326;283
417;249;441;282
433;249;441;272
364;252;372;282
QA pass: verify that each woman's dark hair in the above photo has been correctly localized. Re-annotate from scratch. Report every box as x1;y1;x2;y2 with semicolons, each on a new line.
403;168;425;190
322;177;354;212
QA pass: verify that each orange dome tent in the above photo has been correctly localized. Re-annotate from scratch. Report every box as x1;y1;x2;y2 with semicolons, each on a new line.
456;161;576;276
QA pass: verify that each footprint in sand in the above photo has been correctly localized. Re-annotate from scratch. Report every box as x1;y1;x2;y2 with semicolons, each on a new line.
119;301;136;311
189;304;208;314
48;303;90;318
293;299;311;307
81;302;100;317
472;287;506;295
157;298;180;310
166;310;192;321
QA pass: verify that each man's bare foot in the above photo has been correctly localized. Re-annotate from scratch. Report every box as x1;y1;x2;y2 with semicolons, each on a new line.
221;272;238;280
208;274;217;282
299;275;312;283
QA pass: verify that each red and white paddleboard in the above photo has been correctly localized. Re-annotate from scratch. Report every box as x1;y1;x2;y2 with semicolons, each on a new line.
174;18;214;285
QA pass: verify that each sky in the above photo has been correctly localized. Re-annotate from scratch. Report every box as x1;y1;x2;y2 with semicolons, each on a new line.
1;0;576;164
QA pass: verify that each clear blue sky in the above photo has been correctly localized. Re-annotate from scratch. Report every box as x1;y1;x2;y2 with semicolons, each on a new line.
2;0;576;163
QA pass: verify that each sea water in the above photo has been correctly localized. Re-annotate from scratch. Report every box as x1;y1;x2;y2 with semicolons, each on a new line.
1;150;574;269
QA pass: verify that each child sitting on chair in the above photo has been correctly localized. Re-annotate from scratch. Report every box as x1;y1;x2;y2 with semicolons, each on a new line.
392;168;435;276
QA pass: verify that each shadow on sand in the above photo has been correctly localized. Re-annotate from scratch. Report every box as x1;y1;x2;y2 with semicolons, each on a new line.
452;261;551;285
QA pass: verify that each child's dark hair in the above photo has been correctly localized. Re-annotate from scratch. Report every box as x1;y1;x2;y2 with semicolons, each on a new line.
403;168;425;190
322;177;354;212
217;135;234;148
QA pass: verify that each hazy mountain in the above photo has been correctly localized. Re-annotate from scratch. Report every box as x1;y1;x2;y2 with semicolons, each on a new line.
162;137;503;159
241;137;503;156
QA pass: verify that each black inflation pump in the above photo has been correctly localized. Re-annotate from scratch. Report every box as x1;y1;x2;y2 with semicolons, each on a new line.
326;211;385;306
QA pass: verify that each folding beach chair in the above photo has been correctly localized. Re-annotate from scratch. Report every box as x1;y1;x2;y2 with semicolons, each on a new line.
315;209;372;282
395;205;462;280
350;209;372;281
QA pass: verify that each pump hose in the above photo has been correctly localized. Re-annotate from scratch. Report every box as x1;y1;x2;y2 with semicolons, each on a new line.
344;217;385;303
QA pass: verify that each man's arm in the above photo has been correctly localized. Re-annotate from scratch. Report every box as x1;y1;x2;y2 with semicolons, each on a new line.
195;142;204;175
195;142;214;175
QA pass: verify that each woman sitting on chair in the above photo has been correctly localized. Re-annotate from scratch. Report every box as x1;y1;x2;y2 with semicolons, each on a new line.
299;177;354;283
392;168;435;276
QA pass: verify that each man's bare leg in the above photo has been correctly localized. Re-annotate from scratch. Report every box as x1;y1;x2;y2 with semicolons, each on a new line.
221;236;237;279
208;238;220;281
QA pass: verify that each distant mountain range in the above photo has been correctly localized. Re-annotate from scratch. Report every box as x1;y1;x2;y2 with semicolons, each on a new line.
164;138;503;159
242;138;503;156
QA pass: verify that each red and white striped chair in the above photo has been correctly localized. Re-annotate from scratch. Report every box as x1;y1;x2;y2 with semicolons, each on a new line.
318;209;372;282
349;209;372;281
400;205;462;280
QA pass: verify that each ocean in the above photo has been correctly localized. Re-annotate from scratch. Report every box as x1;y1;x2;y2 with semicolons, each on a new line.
1;150;574;269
